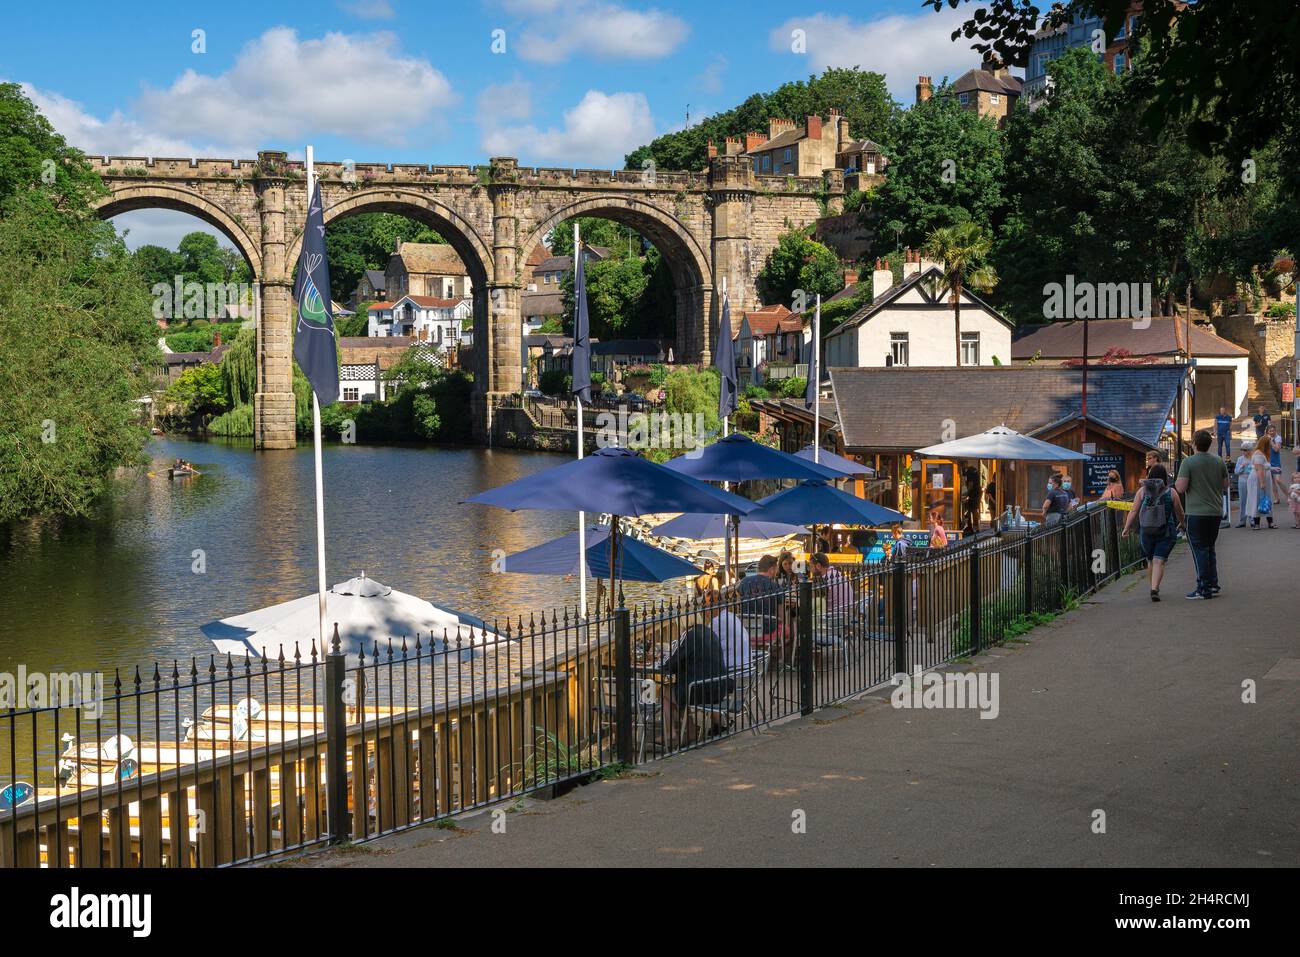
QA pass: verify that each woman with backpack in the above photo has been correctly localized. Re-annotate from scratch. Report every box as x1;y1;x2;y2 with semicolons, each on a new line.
1121;463;1185;601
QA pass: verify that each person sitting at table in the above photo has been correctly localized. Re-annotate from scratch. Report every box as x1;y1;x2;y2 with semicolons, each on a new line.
692;559;720;598
776;550;800;587
810;552;852;614
737;554;784;629
928;508;949;548
1099;470;1126;501
704;590;751;669
660;622;732;747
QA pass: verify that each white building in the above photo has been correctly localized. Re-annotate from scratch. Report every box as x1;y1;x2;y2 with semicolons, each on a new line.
367;295;470;350
824;259;1013;369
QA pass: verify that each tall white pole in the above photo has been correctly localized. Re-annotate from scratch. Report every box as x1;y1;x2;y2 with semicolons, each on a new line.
720;277;732;581
813;293;821;464
575;222;587;615
306;145;328;652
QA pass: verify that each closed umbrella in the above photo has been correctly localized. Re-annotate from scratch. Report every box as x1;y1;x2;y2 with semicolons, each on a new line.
200;573;499;664
503;524;699;583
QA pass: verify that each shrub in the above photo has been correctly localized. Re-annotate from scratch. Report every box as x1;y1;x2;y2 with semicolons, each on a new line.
778;376;807;398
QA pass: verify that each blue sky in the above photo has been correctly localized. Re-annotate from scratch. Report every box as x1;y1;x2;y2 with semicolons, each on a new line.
7;0;990;249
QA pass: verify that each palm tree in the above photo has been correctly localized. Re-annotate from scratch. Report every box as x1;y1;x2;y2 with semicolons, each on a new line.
922;223;998;366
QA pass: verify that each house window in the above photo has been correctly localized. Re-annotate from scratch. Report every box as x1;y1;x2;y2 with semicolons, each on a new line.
960;331;981;366
959;92;970;106
990;93;1000;105
1114;53;1125;73
783;147;792;165
753;157;761;174
343;387;359;402
890;332;909;367
761;154;771;172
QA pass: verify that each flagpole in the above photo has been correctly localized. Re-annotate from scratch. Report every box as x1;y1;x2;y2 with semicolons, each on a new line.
574;221;587;616
813;293;821;464
720;277;733;583
306;145;328;653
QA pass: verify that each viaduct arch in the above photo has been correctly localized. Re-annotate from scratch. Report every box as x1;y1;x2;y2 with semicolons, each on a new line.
91;151;841;448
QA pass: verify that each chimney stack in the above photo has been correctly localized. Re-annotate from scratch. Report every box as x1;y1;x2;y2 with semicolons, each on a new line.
872;259;894;302
707;139;717;159
916;75;933;104
805;114;823;140
744;131;767;153
902;248;920;279
843;267;859;286
981;51;1008;77
768;117;797;140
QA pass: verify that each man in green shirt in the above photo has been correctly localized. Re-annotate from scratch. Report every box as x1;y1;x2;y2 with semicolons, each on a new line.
1175;429;1230;599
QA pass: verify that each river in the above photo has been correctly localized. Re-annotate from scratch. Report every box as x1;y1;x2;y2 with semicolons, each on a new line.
0;437;666;678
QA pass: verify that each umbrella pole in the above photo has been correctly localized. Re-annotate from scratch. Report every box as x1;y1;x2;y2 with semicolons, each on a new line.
608;516;620;616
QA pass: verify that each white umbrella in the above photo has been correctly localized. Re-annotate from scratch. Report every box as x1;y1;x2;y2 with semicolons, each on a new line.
914;425;1089;461
200;573;501;662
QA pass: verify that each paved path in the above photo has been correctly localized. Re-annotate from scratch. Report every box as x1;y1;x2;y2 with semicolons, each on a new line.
294;500;1299;868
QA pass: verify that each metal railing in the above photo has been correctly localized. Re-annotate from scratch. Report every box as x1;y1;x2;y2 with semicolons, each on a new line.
0;506;1143;867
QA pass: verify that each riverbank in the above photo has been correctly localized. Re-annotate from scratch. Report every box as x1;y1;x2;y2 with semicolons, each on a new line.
293;515;1300;868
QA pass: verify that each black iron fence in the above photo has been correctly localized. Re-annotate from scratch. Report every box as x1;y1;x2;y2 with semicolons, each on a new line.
1;504;1143;867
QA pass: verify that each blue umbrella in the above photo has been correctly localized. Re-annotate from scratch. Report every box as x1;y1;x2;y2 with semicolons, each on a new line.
503;525;699;583
795;445;875;477
746;479;908;527
652;512;806;541
663;432;847;482
463;446;754;517
464;447;754;613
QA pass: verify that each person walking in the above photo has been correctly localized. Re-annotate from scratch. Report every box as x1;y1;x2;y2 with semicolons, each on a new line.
1175;429;1230;599
1288;470;1300;529
1234;441;1253;526
1214;406;1233;459
1253;404;1271;438
1122;463;1184;601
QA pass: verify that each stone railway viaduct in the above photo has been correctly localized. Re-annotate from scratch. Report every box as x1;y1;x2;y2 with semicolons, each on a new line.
91;150;844;448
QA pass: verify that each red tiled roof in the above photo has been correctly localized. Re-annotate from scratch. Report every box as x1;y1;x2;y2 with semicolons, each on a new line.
369;295;464;310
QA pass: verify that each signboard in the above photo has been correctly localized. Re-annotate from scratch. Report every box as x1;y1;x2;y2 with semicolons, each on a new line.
1283;382;1294;403
1084;454;1124;496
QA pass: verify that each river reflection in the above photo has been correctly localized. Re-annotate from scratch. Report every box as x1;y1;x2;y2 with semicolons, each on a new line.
0;438;681;677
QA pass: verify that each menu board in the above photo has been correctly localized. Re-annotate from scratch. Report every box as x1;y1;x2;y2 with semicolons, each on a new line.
1084;455;1124;495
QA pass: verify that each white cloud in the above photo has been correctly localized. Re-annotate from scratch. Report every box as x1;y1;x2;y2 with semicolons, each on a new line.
476;79;533;122
20;28;456;158
695;55;727;96
134;28;455;148
769;7;980;103
18;83;226;157
493;0;564;13
340;0;396;18
481;90;654;168
516;4;688;63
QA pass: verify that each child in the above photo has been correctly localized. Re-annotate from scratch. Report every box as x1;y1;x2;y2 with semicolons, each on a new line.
1289;471;1300;529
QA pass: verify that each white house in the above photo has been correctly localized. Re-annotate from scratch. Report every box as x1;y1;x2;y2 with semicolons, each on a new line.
367;295;470;351
823;258;1013;369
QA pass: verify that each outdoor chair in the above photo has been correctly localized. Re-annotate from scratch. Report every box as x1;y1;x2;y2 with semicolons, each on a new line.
679;650;769;743
595;665;662;763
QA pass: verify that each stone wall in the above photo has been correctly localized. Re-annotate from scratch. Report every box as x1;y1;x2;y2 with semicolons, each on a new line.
1212;313;1296;406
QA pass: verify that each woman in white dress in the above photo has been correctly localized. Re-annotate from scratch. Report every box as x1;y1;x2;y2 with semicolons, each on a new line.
1245;435;1278;529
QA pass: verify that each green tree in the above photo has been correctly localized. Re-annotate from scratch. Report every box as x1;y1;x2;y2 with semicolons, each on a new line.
626;68;897;172
547;217;642;259
0;82;104;212
162;363;228;420
758;227;843;306
867;90;1006;254
922;222;998;365
132;244;183;290
177;231;227;286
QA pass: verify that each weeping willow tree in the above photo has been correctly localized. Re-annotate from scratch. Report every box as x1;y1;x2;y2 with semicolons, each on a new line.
208;327;313;436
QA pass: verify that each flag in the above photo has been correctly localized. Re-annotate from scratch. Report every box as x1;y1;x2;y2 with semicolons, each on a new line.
292;181;339;405
804;296;820;410
715;292;737;420
571;245;591;404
